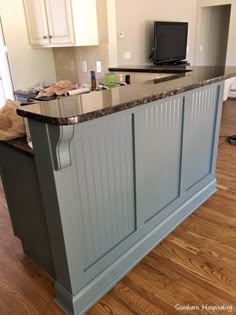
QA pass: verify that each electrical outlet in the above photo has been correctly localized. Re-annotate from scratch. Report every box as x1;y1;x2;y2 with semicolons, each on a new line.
96;61;102;73
82;61;87;72
68;60;75;72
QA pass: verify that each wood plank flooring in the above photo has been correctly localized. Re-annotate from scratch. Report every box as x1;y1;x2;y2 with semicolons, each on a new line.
0;100;236;315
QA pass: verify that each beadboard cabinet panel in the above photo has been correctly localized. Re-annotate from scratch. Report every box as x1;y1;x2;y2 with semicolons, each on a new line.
181;85;219;193
135;96;183;226
70;113;136;270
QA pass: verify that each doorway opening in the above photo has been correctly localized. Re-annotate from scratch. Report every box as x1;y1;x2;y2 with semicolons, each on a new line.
195;4;231;67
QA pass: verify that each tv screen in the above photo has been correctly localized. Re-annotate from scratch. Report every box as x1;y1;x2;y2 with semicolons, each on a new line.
153;21;188;65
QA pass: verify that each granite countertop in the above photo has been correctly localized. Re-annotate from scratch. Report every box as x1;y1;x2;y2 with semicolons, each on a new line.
17;66;236;126
0;137;33;156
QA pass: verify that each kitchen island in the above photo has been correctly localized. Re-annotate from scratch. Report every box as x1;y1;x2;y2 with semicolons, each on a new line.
1;66;236;315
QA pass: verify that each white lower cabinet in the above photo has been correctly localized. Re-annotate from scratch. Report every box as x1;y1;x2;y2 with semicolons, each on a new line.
23;0;98;47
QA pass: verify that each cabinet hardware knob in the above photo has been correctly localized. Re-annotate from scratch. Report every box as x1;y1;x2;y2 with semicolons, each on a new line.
43;36;47;39
49;35;53;39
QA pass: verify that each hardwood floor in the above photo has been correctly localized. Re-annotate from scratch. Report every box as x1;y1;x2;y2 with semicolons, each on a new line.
0;100;236;315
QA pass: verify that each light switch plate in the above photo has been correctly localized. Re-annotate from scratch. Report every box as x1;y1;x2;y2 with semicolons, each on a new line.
96;61;102;73
82;61;87;72
124;51;131;59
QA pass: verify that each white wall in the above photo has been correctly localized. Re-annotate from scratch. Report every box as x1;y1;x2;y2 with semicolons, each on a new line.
0;19;13;106
0;0;56;90
0;79;5;107
107;0;117;66
115;0;197;65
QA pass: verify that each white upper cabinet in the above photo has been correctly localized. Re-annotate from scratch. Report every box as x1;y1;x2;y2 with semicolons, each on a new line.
44;0;75;46
23;0;98;47
23;0;50;46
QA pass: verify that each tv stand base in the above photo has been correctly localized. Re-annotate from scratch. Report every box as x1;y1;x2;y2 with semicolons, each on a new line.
155;60;190;66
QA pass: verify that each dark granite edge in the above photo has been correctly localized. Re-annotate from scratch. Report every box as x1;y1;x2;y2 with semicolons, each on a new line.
16;72;236;126
0;137;33;156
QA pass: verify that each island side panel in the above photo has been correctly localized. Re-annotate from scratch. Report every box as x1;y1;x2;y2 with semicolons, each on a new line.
27;121;74;297
0;144;55;277
28;82;224;315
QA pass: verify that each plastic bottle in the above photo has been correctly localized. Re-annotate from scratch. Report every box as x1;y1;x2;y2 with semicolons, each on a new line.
125;74;131;84
90;71;97;91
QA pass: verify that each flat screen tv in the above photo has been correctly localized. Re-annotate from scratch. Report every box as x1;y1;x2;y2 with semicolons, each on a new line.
153;21;188;65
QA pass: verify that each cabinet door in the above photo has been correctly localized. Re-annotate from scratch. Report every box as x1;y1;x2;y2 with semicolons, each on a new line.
135;96;183;225
23;0;50;46
181;85;219;193
45;0;75;46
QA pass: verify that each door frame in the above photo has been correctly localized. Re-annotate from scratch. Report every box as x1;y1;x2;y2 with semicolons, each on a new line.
0;17;14;107
193;2;232;66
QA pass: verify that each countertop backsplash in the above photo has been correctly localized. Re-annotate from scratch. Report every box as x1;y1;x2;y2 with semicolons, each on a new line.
52;44;109;87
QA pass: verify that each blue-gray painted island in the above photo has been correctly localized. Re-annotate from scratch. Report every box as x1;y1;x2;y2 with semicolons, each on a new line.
1;66;236;314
